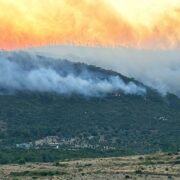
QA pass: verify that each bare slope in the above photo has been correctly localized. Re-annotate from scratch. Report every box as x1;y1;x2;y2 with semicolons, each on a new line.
1;152;180;180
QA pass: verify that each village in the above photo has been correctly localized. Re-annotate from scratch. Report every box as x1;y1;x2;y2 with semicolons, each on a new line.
16;136;116;150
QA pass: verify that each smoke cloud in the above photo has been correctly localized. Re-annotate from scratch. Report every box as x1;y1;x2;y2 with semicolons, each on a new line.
28;45;180;97
0;51;146;96
0;0;179;49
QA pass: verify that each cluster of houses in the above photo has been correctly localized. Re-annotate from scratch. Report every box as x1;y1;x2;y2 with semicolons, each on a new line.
15;135;116;150
16;136;60;149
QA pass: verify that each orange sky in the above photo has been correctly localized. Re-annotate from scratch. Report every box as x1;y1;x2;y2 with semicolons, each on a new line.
0;0;180;50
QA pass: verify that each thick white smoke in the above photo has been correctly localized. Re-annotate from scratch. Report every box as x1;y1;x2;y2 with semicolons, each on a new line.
0;52;146;96
28;45;180;96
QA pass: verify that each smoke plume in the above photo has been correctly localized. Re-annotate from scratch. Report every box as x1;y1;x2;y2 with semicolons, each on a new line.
0;51;146;96
28;45;180;97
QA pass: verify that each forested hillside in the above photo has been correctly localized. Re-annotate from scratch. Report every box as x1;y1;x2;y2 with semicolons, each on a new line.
0;52;179;163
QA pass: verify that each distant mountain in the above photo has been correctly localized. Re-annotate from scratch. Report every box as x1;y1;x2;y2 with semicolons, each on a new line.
26;45;180;97
0;51;146;96
0;51;179;155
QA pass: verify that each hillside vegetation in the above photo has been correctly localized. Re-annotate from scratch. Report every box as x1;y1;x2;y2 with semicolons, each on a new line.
1;151;179;179
0;52;179;163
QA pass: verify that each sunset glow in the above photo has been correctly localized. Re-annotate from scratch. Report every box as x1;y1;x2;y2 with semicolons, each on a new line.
0;0;179;50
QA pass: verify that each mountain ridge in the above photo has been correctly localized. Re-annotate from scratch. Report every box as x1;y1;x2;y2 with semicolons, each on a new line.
0;51;179;156
0;52;180;163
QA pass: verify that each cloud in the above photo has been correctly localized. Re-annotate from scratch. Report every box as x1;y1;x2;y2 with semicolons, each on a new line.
0;0;179;49
142;8;180;49
0;51;146;96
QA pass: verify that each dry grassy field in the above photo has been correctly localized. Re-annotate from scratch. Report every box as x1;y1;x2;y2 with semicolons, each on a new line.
0;152;179;180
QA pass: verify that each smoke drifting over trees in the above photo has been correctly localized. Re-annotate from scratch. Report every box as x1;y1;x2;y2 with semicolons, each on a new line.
0;51;146;96
29;45;180;97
